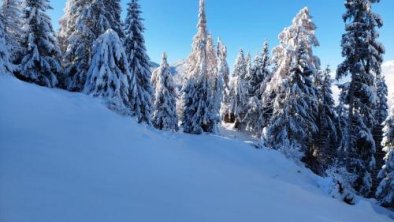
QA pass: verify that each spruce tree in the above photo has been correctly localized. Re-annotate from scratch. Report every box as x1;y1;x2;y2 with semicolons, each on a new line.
103;0;124;38
373;74;389;191
84;29;131;114
336;0;385;195
263;8;319;160
151;53;179;131
243;42;272;136
217;39;231;122
0;0;23;62
59;0;92;90
18;0;62;88
217;38;230;89
61;0;124;91
0;14;13;75
311;67;338;174
376;107;394;208
226;50;248;128
181;0;218;134
217;38;230;122
124;0;153;124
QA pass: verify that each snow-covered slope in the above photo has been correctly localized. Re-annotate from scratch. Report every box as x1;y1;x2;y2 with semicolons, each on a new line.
0;75;392;222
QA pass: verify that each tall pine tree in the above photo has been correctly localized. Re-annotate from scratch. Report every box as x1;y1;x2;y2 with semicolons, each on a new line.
0;13;13;75
59;0;92;90
263;8;319;160
181;0;218;134
218;38;233;124
0;0;23;62
336;0;385;196
373;73;389;191
376;106;394;208
151;53;179;131
124;0;153;124
243;42;272;136
225;50;248;127
311;67;338;174
18;0;62;88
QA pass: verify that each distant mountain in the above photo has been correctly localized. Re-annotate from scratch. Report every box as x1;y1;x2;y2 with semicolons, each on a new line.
150;59;189;88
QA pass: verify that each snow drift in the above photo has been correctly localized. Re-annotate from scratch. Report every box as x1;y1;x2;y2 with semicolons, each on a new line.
0;75;392;222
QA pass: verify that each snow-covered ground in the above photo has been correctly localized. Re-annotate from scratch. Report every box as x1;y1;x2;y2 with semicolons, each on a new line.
0;75;392;222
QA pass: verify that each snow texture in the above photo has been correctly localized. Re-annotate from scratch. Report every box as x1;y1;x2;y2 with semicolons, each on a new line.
84;29;131;115
0;75;393;222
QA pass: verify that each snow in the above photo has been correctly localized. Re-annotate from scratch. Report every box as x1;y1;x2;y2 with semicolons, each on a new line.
383;60;394;106
0;75;393;222
331;60;394;106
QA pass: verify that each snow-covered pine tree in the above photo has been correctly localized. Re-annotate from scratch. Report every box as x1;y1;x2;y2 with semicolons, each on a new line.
225;49;249;128
310;66;338;174
151;53;178;131
263;8;319;160
59;0;91;90
61;0;124;91
217;38;230;89
206;34;218;75
0;13;13;75
58;0;74;52
243;42;272;136
124;0;153;124
84;29;131;114
336;83;350;163
373;73;389;191
218;38;231;123
181;53;213;134
103;0;124;38
18;0;62;88
211;55;225;129
376;107;394;208
181;0;218;134
0;0;23;62
336;0;385;196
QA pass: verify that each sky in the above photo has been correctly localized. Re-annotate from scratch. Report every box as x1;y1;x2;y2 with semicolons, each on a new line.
48;0;394;68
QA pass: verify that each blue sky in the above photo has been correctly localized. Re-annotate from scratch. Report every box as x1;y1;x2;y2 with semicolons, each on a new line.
48;0;394;68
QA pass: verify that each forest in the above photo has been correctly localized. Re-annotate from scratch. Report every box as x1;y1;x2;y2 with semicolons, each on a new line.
0;0;393;210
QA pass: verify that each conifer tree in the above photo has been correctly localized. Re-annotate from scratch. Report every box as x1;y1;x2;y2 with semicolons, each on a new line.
151;53;179;131
124;0;153;124
263;8;319;160
181;0;218;134
217;39;231;124
311;67;338;173
217;38;230;122
376;107;394;208
0;14;13;75
225;50;249;128
59;0;92;90
60;0;124;91
18;0;62;88
84;29;131;114
0;0;23;62
217;38;230;89
243;42;272;136
103;0;124;38
336;0;385;195
373;74;389;190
